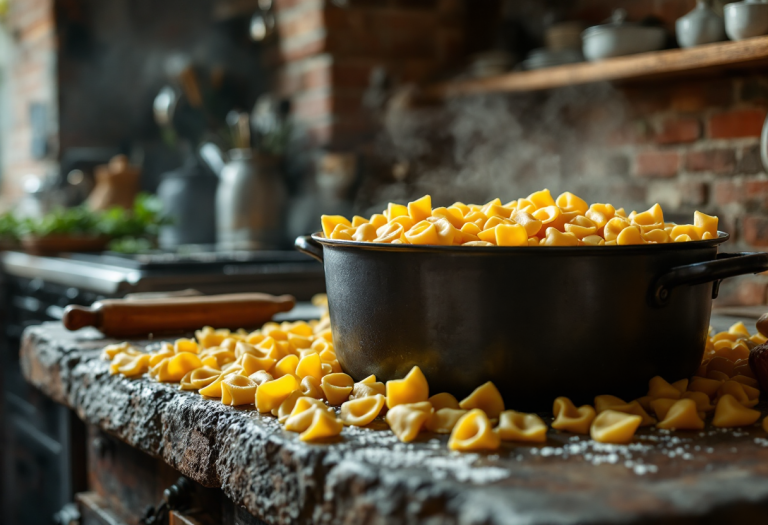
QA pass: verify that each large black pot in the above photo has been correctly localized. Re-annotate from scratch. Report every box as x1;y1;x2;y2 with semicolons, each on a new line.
296;233;768;409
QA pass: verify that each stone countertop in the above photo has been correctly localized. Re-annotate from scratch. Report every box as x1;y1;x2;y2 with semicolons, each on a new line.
19;319;768;525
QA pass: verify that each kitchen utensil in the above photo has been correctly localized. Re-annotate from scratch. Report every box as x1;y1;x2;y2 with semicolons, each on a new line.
295;233;768;409
582;9;666;61
157;156;218;247
216;149;286;250
676;0;726;48
724;0;768;41
86;155;141;211
62;292;295;337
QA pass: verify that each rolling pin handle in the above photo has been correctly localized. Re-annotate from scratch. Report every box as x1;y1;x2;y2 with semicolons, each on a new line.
63;304;101;331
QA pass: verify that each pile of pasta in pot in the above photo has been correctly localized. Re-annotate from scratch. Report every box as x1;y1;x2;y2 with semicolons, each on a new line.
104;300;768;450
320;190;719;246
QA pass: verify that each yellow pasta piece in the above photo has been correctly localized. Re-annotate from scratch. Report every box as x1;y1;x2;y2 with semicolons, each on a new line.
249;370;274;386
407;195;432;222
716;380;759;408
300;375;325;399
425;408;468;434
113;353;150;377
712;394;761;428
149;345;174;367
581;235;605;246
706;370;730;382
688;376;723;399
512;211;543;237
585;203;615;231
448;409;501;451
432;206;465;228
706;356;734;376
532;205;561;228
340;394;386;426
161;352;203;383
386;366;429;408
389;215;415;232
321;215;352;238
556;192;588;214
541;228;578;246
590;410;642;444
102;342;139;360
386;202;409;220
321;373;355;405
647;376;682;400
195;326;230;349
198;366;243;398
564;215;597;238
386;402;433;442
495;224;528;247
496;410;548;443
616;225;645;245
650;398;678;420
237;353;276;376
527;189;556;209
681;391;715;413
459;381;504;419
551;397;595;434
221;375;257;406
255;374;299;413
732;375;759;389
672;378;689;393
642;228;670;244
179;367;221;391
405;221;439;245
656;399;705;430
174;338;199;354
273;355;299;379
300;409;343;441
433;218;457;245
351;215;368;228
694;211;718;237
593;395;655;426
429;392;461;410
374;222;404;244
369;213;388;229
275;390;305;423
670;224;702;241
350;376;386;400
296;353;323;381
603;216;630;241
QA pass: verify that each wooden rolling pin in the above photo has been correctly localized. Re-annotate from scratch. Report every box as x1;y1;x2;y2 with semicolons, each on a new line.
62;293;296;337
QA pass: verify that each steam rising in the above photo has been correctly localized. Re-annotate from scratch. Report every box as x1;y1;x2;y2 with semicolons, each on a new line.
363;82;641;213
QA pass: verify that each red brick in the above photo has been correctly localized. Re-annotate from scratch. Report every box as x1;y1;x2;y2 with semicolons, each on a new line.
679;180;708;207
744;179;768;197
713;180;741;205
635;151;680;178
655;117;701;145
669;80;733;112
685;149;736;174
743;215;768;246
716;276;768;306
709;108;767;139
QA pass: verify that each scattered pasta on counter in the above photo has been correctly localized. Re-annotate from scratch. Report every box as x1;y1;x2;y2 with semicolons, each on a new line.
320;191;720;247
102;300;768;450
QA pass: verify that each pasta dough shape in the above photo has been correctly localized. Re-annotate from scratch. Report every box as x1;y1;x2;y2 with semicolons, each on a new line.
647;376;682;400
429;392;461;411
273;355;299;378
103;342;141;360
694;211;718;237
495;224;528;247
656;399;705;430
688;376;723;399
386;366;429;409
681;391;715;413
448;409;501;451
707;356;734;376
716;380;759;408
496;410;548;443
340;394;386;426
650;398;678;421
237;353;276;376
256;374;299;413
425;408;467;434
301;376;326;399
731;375;759;389
174;338;199;354
250;370;274;386
158;353;203;382
590;410;642;444
551;397;596;434
198;366;243;397
111;353;150;377
321;373;355;405
221;375;257;406
276;390;305;423
712;394;761;428
296;353;323;381
593;395;655;426
408;195;432;222
179;367;221;391
672;379;689;393
459;381;505;419
386;402;433;442
195;326;230;349
350;375;386;400
300;408;344;442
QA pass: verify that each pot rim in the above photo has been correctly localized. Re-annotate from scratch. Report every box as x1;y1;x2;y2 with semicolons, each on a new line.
310;231;729;254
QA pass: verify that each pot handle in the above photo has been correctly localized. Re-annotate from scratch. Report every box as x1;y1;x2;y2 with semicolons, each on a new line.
652;252;768;306
295;235;324;263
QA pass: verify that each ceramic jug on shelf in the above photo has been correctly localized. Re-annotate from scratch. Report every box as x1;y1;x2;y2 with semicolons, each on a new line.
676;0;726;48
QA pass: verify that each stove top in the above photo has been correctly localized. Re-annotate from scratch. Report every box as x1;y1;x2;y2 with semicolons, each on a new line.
66;249;316;270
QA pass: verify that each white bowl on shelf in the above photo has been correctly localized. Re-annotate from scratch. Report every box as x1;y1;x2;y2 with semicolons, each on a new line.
724;0;768;41
582;9;666;61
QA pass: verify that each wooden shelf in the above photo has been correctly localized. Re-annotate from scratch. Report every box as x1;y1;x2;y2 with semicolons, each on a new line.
426;36;768;98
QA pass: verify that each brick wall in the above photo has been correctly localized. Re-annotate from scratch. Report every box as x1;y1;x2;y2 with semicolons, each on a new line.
0;0;58;206
273;0;463;150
